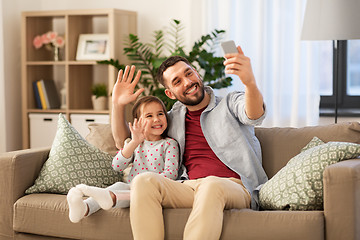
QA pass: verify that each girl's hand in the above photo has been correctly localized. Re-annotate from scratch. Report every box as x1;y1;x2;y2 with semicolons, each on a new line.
120;118;147;159
129;117;147;145
112;65;144;106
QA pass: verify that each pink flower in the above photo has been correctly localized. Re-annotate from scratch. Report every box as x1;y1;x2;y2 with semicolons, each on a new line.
33;35;43;49
54;36;65;48
33;31;65;50
41;33;51;44
46;31;58;42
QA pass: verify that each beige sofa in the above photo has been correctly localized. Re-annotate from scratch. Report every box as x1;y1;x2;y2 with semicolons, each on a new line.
1;122;360;240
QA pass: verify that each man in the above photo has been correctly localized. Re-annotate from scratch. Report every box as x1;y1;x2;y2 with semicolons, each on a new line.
111;46;268;240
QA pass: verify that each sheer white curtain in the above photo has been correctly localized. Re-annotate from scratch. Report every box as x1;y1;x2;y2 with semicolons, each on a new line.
203;0;323;127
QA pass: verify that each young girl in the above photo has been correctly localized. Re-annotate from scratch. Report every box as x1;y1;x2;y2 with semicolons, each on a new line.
67;96;179;223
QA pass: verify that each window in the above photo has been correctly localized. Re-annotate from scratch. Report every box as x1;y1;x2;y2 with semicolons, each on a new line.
347;40;360;96
320;40;360;116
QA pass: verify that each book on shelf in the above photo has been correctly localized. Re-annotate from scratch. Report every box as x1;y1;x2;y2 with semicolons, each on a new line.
39;80;50;109
36;80;47;109
42;79;61;109
33;79;61;109
32;81;42;109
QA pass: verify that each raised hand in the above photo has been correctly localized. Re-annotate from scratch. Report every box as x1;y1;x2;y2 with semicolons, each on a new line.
223;46;256;88
111;65;144;149
129;117;147;145
112;65;144;106
224;46;264;120
120;117;148;158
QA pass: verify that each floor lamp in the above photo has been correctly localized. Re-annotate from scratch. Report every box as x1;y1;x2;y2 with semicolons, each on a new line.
301;0;360;123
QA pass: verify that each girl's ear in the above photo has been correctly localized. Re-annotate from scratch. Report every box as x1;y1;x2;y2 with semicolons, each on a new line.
165;89;176;100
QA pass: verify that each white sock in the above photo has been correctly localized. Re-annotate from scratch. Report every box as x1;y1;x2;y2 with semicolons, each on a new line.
67;187;87;223
76;184;114;210
113;190;131;208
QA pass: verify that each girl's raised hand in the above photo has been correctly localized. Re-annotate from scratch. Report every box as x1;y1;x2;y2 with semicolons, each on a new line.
129;117;147;144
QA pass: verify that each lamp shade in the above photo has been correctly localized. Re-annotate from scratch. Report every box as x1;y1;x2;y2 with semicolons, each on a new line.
301;0;360;40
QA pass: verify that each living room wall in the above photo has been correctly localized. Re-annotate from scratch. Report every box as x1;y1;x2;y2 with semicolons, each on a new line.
1;0;358;152
0;0;44;153
0;0;205;152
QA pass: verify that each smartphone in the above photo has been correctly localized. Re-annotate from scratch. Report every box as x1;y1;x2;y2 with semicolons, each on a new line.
221;40;238;55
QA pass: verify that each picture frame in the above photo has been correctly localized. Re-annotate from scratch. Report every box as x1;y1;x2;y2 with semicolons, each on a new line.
76;34;110;61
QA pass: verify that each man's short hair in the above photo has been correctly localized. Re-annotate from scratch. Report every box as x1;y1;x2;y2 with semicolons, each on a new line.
156;56;192;88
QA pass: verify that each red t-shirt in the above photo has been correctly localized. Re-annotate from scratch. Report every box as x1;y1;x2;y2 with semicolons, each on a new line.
183;107;240;180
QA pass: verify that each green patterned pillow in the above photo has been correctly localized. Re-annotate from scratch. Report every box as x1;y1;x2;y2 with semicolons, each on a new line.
300;136;324;152
26;114;123;195
259;138;360;210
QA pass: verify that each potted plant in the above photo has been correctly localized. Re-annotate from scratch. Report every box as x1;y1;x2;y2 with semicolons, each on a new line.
91;83;108;110
98;19;232;110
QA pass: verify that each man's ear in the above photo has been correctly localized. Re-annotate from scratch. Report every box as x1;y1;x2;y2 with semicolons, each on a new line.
165;89;176;100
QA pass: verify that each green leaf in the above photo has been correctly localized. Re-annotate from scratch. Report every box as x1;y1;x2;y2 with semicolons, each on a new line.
97;59;125;71
172;19;180;25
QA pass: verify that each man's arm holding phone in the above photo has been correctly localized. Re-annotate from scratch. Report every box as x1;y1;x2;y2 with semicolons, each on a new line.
221;41;264;120
111;66;144;149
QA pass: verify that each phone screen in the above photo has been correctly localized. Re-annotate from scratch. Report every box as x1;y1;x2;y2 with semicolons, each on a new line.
221;40;238;55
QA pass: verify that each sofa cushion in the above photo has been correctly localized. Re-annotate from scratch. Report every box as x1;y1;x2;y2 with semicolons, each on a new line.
300;136;324;152
25;114;123;195
255;122;360;178
13;194;133;239
86;123;118;157
259;138;360;210
13;194;324;240
220;209;324;240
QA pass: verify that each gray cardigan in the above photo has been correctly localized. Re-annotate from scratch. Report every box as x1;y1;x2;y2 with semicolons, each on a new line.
167;87;268;209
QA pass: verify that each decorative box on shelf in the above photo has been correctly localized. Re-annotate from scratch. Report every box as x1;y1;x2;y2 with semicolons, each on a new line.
70;114;110;138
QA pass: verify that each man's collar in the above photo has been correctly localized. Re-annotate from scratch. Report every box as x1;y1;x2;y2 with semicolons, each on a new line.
204;86;216;112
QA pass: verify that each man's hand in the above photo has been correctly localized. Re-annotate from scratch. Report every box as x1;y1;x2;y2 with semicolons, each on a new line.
224;46;265;120
111;65;144;150
223;46;256;88
112;65;144;106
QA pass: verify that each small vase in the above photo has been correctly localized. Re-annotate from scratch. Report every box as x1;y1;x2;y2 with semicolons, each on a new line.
54;47;59;61
91;95;108;110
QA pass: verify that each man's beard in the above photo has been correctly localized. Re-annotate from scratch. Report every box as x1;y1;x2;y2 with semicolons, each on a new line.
176;82;205;106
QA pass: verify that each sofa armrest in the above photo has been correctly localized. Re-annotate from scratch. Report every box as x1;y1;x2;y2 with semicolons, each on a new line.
0;147;50;238
323;159;360;240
